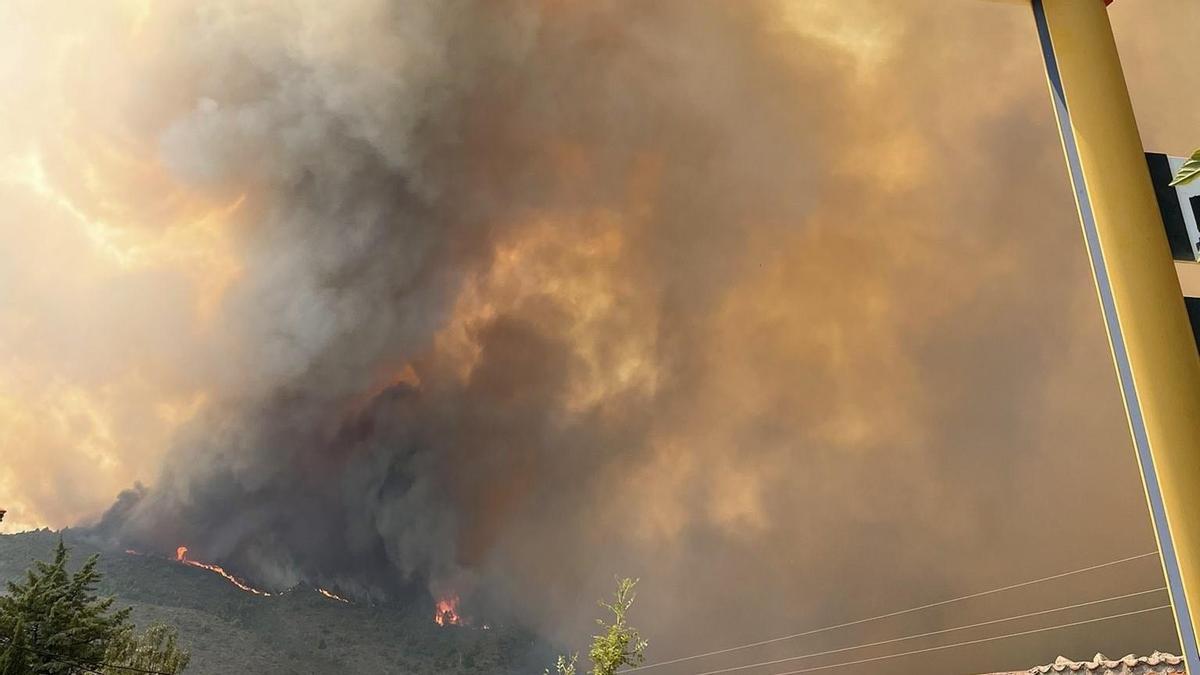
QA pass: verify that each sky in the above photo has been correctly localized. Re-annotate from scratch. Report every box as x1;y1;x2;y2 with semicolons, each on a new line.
0;1;1198;674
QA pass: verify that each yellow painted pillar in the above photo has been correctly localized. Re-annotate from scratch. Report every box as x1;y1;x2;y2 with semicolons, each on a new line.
1032;0;1200;667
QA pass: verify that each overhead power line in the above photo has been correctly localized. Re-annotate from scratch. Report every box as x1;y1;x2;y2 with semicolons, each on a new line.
690;587;1167;675
760;604;1172;675
629;550;1160;672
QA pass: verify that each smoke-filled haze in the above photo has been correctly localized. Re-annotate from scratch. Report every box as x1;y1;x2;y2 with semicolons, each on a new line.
1;1;1197;673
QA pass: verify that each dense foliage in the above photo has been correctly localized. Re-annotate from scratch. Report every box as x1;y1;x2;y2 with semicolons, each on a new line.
103;623;191;675
1;531;540;674
0;539;189;674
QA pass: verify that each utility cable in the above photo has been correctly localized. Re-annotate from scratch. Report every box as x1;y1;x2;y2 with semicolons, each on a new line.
760;604;1172;675
629;550;1159;671
689;587;1167;675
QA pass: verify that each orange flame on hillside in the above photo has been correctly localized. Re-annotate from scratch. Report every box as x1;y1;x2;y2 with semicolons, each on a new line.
174;545;272;597
434;595;463;626
126;548;349;603
318;588;350;603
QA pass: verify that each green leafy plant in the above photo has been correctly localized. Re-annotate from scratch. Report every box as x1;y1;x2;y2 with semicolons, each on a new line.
1171;148;1200;186
547;577;648;675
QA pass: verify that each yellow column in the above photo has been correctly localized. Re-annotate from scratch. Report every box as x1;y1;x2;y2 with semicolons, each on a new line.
1034;0;1200;667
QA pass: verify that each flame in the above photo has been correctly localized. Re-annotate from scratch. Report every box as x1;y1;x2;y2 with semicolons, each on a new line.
434;595;463;626
174;545;272;597
131;549;346;603
126;547;362;603
317;588;350;604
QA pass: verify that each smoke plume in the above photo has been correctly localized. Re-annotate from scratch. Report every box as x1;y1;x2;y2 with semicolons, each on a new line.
4;0;1197;671
87;0;853;604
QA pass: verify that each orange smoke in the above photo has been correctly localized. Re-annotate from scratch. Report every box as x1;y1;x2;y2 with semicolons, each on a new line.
342;362;422;421
174;545;272;597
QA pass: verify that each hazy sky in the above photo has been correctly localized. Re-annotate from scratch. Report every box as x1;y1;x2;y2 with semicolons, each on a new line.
1;2;1198;674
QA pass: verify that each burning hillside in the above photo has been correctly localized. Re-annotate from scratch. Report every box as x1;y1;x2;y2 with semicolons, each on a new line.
174;546;273;597
435;595;464;627
1;530;541;673
125;545;490;627
318;588;351;604
14;0;1177;667
80;0;846;637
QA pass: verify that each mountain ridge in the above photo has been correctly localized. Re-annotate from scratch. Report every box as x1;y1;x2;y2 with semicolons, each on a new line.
0;530;545;674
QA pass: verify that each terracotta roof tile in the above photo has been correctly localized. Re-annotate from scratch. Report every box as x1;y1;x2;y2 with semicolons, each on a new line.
985;653;1185;675
1033;652;1183;674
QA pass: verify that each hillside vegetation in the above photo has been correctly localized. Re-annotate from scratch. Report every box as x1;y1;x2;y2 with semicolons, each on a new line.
0;531;542;674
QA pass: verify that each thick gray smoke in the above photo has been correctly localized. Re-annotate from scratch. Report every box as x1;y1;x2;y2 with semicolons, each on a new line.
94;0;834;609
85;0;1180;670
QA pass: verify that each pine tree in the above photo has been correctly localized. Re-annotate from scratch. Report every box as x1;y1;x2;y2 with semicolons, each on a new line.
0;539;131;674
0;617;30;675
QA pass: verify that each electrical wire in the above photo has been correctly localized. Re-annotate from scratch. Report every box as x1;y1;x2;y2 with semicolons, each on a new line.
628;550;1159;671
689;587;1167;675
761;604;1172;675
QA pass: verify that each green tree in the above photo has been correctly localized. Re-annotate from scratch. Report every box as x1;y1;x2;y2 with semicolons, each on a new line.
547;578;648;675
0;539;131;674
103;623;191;675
